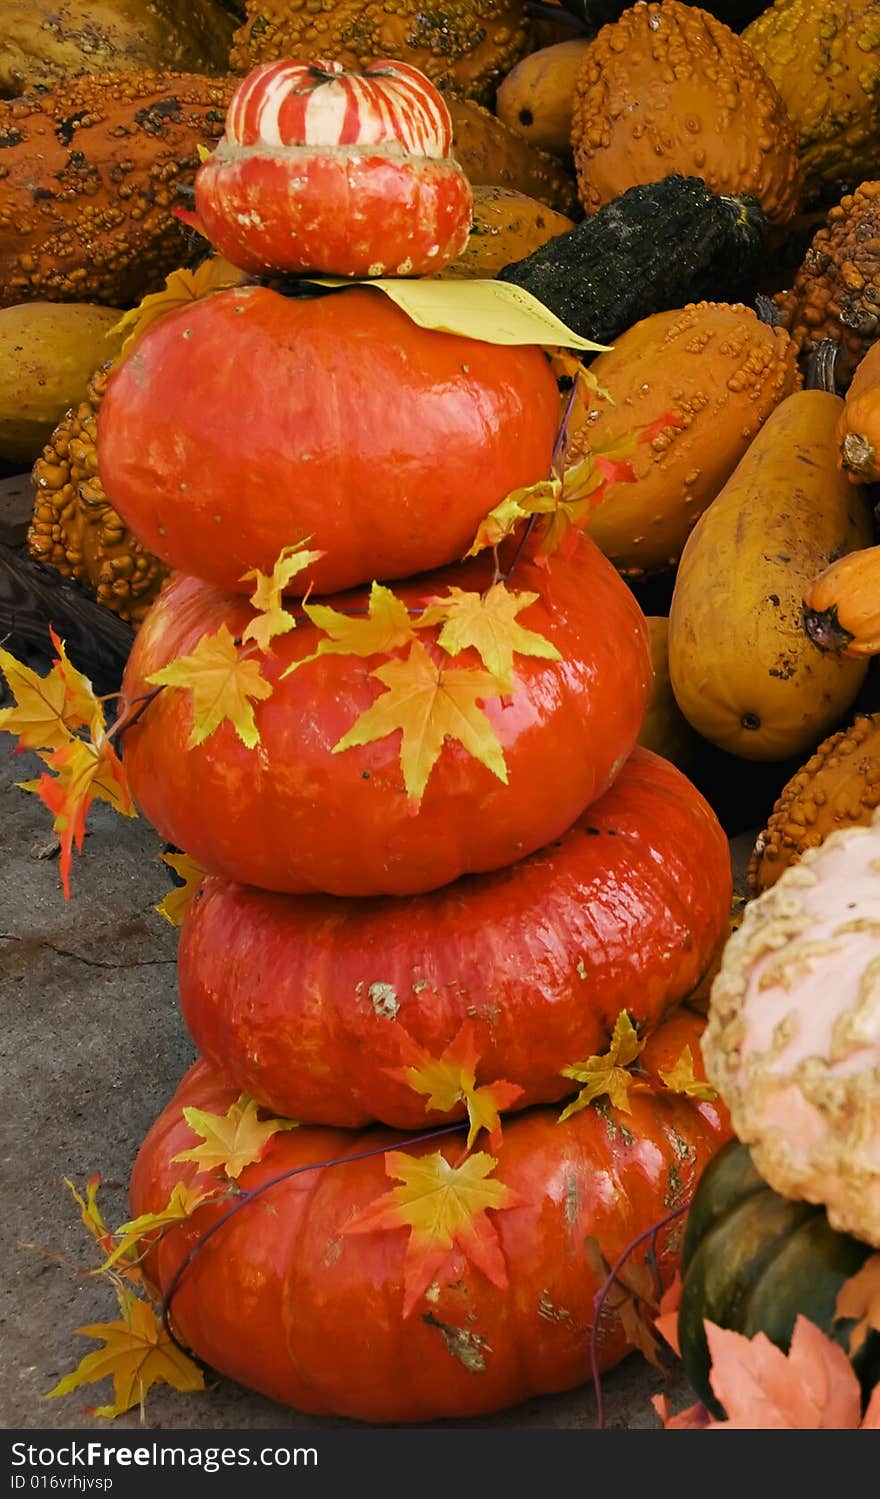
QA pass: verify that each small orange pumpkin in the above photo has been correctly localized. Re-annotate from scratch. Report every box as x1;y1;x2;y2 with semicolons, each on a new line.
804;544;880;660
837;342;880;483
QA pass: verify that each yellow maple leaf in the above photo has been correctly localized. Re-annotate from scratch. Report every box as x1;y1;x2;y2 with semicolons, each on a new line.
0;631;98;755
333;639;508;802
658;1046;719;1103
102;1182;217;1272
112;256;247;354
346;1149;518;1316
417;583;560;687
283;580;417;677
388;1023;522;1149
46;1288;205;1419
147;625;273;749
65;1175;143;1286
240;540;325;653
155;851;207;927
466;476;561;556
558;1011;645;1122
834;1254;880;1355
172;1094;299;1180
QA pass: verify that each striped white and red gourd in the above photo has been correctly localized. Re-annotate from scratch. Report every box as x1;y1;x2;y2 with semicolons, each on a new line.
194;58;473;278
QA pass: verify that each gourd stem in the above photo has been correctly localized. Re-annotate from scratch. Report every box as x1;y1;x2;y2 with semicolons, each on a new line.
590;1203;687;1429
158;1122;466;1355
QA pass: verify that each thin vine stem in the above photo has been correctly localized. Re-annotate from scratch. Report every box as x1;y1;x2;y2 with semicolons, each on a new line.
158;1122;466;1353
590;1203;687;1430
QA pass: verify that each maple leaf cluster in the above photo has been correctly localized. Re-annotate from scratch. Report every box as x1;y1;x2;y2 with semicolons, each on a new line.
0;633;135;897
468;378;681;562
49;1092;300;1419
148;544;563;805
557;1013;717;1122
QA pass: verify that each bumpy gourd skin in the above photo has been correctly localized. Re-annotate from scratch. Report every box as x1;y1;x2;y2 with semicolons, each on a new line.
749;715;880;892
0;0;235;97
706;814;880;1249
570;301;800;578
571;1;802;225
0;73;235;309
230;0;533;105
775;182;880;387
743;0;880;200
29;367;169;627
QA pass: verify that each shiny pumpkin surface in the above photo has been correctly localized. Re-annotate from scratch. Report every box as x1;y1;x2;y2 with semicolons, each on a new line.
131;1013;730;1422
178;749;732;1126
121;542;652;895
97;285;559;596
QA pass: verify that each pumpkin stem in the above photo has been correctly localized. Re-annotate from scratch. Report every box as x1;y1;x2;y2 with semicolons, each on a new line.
753;293;781;328
803;604;856;656
805;339;840;395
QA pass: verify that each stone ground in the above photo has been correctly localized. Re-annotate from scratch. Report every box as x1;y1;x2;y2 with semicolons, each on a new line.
0;730;754;1432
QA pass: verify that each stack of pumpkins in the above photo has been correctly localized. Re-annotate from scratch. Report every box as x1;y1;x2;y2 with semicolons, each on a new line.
88;59;733;1420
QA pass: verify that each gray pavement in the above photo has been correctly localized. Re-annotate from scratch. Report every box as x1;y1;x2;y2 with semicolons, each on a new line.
1;735;752;1431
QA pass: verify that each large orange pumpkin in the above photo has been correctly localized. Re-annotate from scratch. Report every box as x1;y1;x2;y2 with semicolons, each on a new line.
120;541;652;896
130;1011;730;1422
96;285;560;596
179;749;731;1126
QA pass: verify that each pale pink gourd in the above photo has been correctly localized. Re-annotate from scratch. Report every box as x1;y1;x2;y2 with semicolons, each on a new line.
705;812;880;1246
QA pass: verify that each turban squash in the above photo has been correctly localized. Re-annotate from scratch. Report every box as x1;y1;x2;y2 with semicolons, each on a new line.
178;749;732;1127
193;59;474;279
97;285;560;597
120;541;652;897
130;1011;730;1422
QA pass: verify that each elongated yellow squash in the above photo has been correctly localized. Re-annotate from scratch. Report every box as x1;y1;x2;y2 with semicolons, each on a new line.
668;391;872;760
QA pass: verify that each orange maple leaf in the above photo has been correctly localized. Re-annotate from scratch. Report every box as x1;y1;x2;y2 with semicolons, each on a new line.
21;734;135;898
388;1022;523;1149
45;1289;205;1420
333;640;509;803
653;1271;683;1358
656;1317;878;1429
146;625;273;749
345;1149;519;1317
834;1254;880;1355
586;1236;665;1368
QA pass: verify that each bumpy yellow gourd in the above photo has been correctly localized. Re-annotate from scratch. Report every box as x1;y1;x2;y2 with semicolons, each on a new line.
668;391;872;760
571;1;802;224
743;0;880;198
570;301;800;577
749;714;880;892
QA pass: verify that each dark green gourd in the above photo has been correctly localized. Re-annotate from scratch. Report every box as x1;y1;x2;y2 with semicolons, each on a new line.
497;176;769;345
679;1139;880;1419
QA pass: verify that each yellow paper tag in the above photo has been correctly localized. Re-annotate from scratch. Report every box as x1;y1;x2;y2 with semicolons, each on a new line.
306;276;609;351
